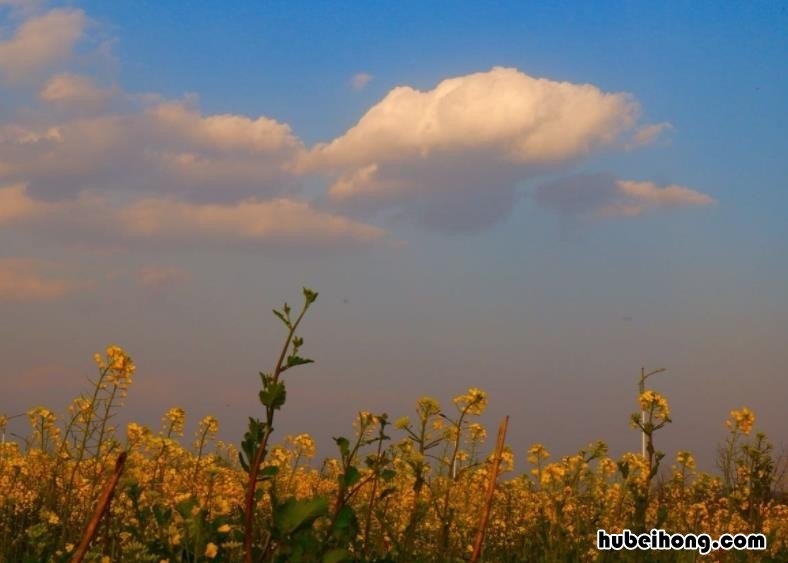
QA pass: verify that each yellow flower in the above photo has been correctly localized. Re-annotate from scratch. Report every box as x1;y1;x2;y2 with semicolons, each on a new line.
527;443;550;465
204;542;218;558
676;450;696;470
218;523;231;533
127;422;150;444
199;415;220;436
416;396;441;419
44;510;60;525
291;433;316;458
163;407;186;435
468;422;487;442
638;390;670;420
93;352;105;369
726;407;755;435
102;344;136;386
452;387;488;416
394;416;410;430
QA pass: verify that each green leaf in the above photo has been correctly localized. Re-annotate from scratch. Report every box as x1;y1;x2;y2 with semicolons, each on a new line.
176;497;197;519
273;309;290;328
334;436;349;459
342;466;361;488
238;452;250;473
286;355;314;369
152;505;172;527
260;381;287;410
331;505;358;542
257;465;279;481
274;496;328;535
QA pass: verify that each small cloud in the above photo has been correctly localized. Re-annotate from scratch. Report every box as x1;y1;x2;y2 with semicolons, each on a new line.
351;72;373;91
0;8;87;81
603;179;715;217
40;73;115;108
138;265;190;290
0;258;76;301
535;173;715;219
626;122;673;149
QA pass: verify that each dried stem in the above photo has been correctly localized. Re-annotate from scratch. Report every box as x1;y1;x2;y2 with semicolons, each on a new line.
470;415;508;563
70;451;127;563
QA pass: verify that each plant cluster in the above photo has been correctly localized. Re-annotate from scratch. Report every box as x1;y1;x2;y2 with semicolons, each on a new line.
1;289;786;562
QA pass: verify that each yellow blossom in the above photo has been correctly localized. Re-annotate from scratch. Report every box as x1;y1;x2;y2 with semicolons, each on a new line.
726;407;755;435
205;542;218;558
452;387;488;416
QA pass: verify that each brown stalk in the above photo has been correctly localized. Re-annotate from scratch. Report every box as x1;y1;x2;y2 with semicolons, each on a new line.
469;415;509;563
70;451;127;563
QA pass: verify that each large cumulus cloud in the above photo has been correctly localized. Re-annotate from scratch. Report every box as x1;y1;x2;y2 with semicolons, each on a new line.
301;67;647;232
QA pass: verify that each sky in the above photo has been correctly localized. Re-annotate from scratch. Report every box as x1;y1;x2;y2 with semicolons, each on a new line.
1;0;786;471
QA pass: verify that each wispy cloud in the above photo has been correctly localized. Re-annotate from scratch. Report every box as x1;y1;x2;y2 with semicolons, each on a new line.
0;184;388;248
40;73;115;108
0;258;77;301
351;72;373;91
535;173;715;219
626;122;673;149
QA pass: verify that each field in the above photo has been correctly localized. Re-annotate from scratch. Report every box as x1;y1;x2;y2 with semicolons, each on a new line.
1;289;786;562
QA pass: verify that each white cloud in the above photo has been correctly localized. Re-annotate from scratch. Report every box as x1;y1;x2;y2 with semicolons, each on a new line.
0;8;86;81
0;184;388;247
603;179;715;216
351;72;373;91
627;122;673;149
0;98;306;201
535;173;715;218
149;101;302;155
302;67;640;232
116;196;387;244
40;73;114;107
307;67;637;172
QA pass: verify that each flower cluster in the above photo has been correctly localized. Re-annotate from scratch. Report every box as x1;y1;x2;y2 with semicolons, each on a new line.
1;347;786;562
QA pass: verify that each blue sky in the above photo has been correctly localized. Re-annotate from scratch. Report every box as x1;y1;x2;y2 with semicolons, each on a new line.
1;0;786;469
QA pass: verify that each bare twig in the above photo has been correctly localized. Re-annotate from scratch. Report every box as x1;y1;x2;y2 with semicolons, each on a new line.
70;451;127;563
470;416;509;563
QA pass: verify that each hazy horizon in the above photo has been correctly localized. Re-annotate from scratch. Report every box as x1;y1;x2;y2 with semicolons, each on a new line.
2;1;786;472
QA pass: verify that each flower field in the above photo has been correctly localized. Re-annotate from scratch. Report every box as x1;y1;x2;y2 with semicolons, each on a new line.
1;289;786;562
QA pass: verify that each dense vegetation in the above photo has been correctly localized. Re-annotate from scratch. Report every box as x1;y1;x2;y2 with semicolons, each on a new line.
1;289;786;562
